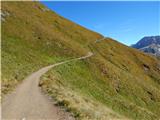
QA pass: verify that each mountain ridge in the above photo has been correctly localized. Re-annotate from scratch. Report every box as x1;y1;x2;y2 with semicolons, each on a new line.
132;36;160;56
2;1;160;120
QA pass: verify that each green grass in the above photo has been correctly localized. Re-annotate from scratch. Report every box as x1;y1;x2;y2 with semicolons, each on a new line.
2;1;160;120
40;39;160;120
1;1;102;95
1;36;68;94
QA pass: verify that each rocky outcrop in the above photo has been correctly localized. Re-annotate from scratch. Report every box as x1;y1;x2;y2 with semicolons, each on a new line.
132;36;160;56
1;10;10;22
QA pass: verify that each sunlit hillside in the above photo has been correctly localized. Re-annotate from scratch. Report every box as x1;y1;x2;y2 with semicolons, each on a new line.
2;1;160;120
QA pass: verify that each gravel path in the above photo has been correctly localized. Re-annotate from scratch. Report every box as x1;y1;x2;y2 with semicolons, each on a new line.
2;52;93;120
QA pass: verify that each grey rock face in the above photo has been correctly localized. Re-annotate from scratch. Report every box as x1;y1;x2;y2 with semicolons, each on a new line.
1;10;10;22
132;36;160;56
132;36;160;49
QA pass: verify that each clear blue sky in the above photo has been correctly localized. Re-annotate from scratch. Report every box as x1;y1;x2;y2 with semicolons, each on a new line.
41;1;160;45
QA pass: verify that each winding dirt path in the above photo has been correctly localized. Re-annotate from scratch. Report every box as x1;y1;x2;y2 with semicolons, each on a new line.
2;52;93;120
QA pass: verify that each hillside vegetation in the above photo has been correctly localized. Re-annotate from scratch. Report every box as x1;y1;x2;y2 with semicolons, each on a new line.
2;1;160;120
1;1;101;94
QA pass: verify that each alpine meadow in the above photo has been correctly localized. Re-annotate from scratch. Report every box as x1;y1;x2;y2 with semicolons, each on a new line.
1;1;160;120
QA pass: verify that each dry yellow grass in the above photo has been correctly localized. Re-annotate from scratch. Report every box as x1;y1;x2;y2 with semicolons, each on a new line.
2;1;160;120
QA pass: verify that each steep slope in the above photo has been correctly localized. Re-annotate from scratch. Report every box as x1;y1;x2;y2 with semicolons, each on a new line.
132;36;160;56
41;39;160;120
2;1;160;120
1;1;102;94
2;53;93;120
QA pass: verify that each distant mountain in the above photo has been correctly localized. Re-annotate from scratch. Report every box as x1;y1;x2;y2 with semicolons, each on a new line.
132;36;160;56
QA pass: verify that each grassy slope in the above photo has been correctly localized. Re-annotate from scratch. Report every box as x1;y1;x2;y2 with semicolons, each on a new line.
1;1;102;94
2;1;160;120
41;39;160;119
